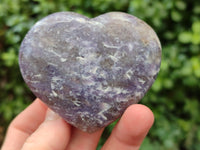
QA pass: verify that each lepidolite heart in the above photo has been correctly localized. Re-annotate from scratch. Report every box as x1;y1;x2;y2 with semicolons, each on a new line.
19;12;161;132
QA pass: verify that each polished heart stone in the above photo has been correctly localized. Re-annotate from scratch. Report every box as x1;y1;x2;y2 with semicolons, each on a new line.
19;12;161;133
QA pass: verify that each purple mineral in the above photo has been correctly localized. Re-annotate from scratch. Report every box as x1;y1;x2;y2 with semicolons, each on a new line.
19;12;161;133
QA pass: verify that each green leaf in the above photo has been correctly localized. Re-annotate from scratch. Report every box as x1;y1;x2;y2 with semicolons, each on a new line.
191;57;200;77
192;33;200;45
178;31;192;43
163;78;173;89
193;5;200;14
180;61;193;76
175;1;186;10
1;48;17;67
192;21;200;33
171;10;182;22
152;78;162;92
164;31;175;40
178;119;190;132
197;129;200;141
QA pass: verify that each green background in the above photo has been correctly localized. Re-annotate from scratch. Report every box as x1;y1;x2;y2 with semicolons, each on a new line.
0;0;200;149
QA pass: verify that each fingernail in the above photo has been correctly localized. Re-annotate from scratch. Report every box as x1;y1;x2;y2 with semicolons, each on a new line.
45;109;60;121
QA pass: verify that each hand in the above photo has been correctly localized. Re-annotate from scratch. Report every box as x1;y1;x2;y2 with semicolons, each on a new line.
1;98;154;150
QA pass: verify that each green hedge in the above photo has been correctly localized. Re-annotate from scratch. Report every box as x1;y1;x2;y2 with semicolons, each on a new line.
0;0;200;149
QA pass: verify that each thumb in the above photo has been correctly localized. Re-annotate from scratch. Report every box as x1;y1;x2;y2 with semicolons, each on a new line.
21;109;71;150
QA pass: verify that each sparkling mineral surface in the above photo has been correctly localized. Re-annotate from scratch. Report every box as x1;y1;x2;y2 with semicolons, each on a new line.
19;12;161;132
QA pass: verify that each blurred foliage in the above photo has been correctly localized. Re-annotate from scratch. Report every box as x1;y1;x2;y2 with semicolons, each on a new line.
0;0;200;149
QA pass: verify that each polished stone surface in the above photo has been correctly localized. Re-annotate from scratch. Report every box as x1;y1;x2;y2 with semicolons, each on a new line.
19;12;161;132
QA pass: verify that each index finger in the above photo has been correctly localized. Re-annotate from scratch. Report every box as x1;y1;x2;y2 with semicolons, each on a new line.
1;98;48;150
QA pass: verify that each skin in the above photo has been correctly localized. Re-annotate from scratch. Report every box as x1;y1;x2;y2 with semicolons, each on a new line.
1;98;154;150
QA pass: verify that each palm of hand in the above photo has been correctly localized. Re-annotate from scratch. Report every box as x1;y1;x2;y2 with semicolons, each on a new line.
1;99;154;150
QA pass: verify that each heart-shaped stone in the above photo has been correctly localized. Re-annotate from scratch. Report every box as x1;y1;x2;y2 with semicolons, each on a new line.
19;12;161;133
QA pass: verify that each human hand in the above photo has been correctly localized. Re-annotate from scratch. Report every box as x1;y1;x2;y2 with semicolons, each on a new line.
1;98;154;150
